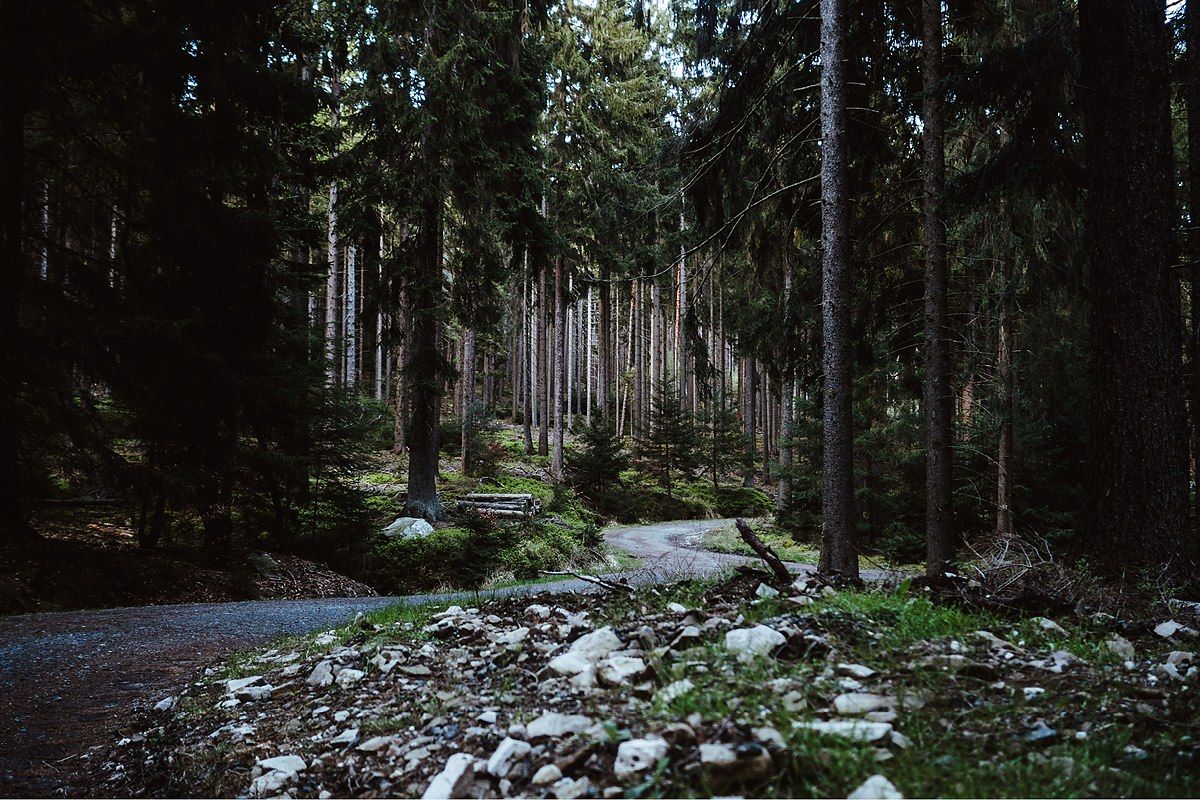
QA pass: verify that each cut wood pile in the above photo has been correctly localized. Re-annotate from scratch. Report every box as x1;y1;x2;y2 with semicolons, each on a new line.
456;493;542;520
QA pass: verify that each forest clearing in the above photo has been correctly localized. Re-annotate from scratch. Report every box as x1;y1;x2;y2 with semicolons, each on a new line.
3;0;1200;797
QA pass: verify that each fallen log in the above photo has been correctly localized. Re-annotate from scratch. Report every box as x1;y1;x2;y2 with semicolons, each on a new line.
734;518;792;584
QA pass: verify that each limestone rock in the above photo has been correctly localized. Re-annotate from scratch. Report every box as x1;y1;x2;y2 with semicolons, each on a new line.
833;693;893;716
794;719;893;742
383;517;435;539
531;764;562;786
421;753;474;800
527;712;594;739
725;625;786;661
486;737;532;778
307;661;334;687
1105;635;1135;659
613;736;668;781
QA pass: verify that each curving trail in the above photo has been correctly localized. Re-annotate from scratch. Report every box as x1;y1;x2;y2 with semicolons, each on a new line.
0;517;800;796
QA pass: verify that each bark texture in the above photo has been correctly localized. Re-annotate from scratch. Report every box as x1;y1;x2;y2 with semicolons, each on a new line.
921;0;954;575
818;0;858;578
552;254;566;479
1079;0;1190;574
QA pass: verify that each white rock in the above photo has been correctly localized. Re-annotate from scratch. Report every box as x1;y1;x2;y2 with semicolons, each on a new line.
833;693;893;716
656;679;695;704
613;736;668;780
756;583;781;598
568;627;623;661
421;752;475;800
547;652;593;677
725;625;786;661
329;727;358;745
225;675;263;693
257;754;307;774
1166;650;1195;666
1155;620;1197;639
1023;687;1046;700
491;627;531;646
307;661;334;687
794;720;893;742
335;668;366;687
248;770;293;797
1035;617;1067;635
698;743;737;767
598;655;647;686
527;712;595;739
476;710;499;724
531;764;563;786
838;663;877;679
848;774;903;799
1105;635;1135;659
667;602;688;613
486;737;532;778
153;696;177;712
357;736;393;753
525;604;552;620
551;777;590;800
383;516;435;539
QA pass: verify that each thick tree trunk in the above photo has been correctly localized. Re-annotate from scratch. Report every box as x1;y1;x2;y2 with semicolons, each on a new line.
818;0;858;578
552;254;566;479
1079;0;1190;574
1187;0;1200;556
0;0;32;540
405;98;445;521
922;0;954;575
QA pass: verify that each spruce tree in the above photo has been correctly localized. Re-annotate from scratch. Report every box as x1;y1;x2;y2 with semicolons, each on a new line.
566;415;630;500
637;378;701;496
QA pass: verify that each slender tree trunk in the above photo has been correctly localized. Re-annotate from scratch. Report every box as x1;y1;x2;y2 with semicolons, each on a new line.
324;64;342;386
552;254;566;479
461;327;475;476
922;0;954;575
586;283;593;425
538;264;549;455
598;266;610;417
345;244;357;388
818;0;858;578
0;0;32;540
375;220;385;400
392;287;408;455
995;252;1014;539
677;201;687;411
1079;0;1190;575
779;265;794;519
743;357;757;487
525;265;535;453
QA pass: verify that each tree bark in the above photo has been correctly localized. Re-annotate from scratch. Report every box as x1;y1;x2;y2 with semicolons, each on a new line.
743;357;757;487
345;243;357;388
1079;0;1190;575
461;327;475;476
324;62;342;387
818;0;858;578
995;249;1014;540
1187;0;1200;558
538;263;549;455
552;254;566;479
598;265;610;417
0;0;32;540
922;0;954;575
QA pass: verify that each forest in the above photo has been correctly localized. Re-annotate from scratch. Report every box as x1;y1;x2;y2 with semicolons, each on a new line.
2;0;1200;797
2;0;1194;585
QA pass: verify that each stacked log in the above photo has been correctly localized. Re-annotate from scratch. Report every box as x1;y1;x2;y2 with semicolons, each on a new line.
456;493;542;520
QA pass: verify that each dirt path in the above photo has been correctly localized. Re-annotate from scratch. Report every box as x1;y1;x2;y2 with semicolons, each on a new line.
0;518;798;796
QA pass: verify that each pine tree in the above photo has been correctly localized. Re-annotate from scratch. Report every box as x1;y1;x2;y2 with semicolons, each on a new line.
637;378;701;496
566;414;629;499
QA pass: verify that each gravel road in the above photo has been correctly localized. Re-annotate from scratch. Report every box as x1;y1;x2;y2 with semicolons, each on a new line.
0;517;803;796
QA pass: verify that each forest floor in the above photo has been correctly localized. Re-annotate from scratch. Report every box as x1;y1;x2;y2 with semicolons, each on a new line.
0;517;762;797
102;565;1200;799
0;507;377;615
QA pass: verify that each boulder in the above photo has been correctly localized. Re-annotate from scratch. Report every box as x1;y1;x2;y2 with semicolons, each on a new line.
383;517;436;539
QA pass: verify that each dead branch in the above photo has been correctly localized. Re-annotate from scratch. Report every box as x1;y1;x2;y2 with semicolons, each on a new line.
539;570;635;593
734;518;792;584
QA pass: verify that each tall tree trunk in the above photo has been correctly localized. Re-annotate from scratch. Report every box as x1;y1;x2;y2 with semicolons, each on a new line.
995;251;1014;539
552;254;566;479
0;0;31;540
461;327;475;476
818;0;858;578
743;357;757;487
779;266;794;520
324;64;342;387
524;263;535;453
922;0;954;575
598;266;610;417
345;244;357;388
538;264;549;455
392;286;408;455
1187;0;1200;555
1079;0;1190;574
